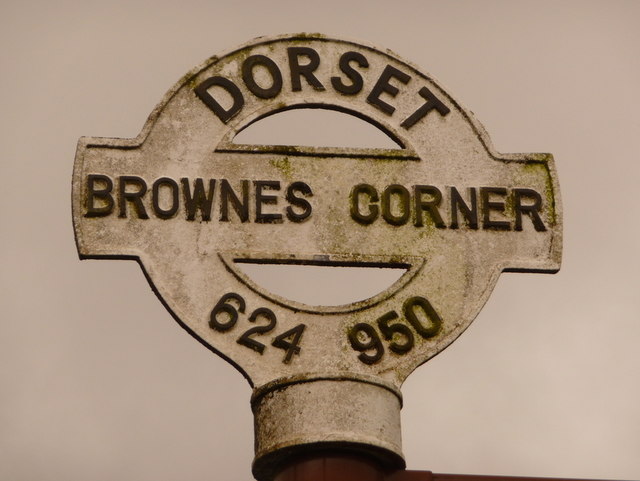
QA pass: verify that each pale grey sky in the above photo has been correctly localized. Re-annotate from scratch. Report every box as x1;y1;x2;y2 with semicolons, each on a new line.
1;1;639;480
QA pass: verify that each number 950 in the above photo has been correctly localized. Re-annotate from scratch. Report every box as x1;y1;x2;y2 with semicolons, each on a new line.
347;296;442;365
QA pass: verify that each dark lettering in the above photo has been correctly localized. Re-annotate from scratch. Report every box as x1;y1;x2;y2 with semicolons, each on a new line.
285;181;313;222
513;188;546;231
181;178;216;221
414;185;445;228
350;184;379;225
254;180;283;223
287;47;325;91
85;174;114;217
481;187;511;230
242;55;283;99
194;76;244;123
450;187;478;229
118;176;148;219
367;65;411;115
401;86;451;129
220;179;249;222
331;51;369;95
152;177;179;219
382;184;411;226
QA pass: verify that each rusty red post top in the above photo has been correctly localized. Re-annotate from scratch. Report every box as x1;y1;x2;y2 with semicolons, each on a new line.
273;454;618;481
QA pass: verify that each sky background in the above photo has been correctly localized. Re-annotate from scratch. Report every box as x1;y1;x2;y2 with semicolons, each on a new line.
1;1;639;480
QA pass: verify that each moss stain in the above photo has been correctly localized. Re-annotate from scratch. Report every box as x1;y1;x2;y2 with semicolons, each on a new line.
270;157;293;180
519;161;557;226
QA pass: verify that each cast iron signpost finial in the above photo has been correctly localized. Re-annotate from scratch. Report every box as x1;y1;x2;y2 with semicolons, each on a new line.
72;34;562;480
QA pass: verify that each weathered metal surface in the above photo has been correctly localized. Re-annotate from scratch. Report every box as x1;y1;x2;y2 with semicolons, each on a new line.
253;378;403;479
72;34;562;480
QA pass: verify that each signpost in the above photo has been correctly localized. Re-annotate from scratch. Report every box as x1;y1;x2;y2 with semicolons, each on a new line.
73;34;562;480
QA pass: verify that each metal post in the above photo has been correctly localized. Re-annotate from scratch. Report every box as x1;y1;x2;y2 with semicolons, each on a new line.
273;454;395;481
273;455;617;481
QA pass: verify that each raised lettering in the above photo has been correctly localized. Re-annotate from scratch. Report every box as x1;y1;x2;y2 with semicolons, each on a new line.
331;51;369;95
118;176;148;219
182;178;216;221
287;47;325;92
350;184;379;225
481;187;511;230
414;185;445;228
367;65;411;115
220;179;249;222
285;181;313;222
401;86;450;129
194;76;244;123
513;188;546;231
254;180;283;223
85;174;114;217
382;184;411;226
152;177;179;219
242;55;283;99
450;187;478;229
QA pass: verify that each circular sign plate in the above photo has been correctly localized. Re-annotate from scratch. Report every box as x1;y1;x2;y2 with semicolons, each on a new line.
73;34;562;392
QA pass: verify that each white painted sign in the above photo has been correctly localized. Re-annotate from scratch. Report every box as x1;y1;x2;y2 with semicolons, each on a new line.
72;34;562;477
